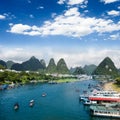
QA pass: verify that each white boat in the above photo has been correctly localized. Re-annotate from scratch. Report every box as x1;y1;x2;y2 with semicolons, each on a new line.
89;90;120;102
82;98;97;105
29;100;34;107
42;93;47;97
79;95;88;101
83;98;91;105
90;104;120;118
14;103;19;110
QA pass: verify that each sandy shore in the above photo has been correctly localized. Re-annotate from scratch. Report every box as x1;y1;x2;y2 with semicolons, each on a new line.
103;82;114;91
103;82;120;92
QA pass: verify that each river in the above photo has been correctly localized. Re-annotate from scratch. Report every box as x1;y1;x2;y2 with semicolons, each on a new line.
0;80;118;120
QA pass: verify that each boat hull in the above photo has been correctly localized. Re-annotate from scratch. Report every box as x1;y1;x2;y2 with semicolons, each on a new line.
90;105;120;118
89;97;120;102
91;112;120;118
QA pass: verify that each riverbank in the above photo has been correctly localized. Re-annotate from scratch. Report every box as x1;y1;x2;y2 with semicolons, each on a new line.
0;78;79;90
56;78;79;83
103;82;120;92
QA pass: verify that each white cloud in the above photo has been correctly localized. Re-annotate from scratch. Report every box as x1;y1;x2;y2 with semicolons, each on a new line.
37;6;44;10
9;23;13;26
0;15;6;19
57;0;88;8
118;6;120;9
51;13;57;18
84;10;89;13
67;0;87;5
64;7;80;16
64;49;119;67
3;13;16;20
28;0;31;3
29;14;34;18
110;33;120;40
8;7;120;37
7;24;31;34
57;0;66;4
1;46;120;68
107;10;120;16
101;0;119;4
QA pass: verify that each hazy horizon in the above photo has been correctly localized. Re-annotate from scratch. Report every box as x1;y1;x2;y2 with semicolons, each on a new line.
0;0;120;68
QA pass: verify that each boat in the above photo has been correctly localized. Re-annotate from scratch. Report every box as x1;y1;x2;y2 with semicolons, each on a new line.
83;98;91;105
79;94;97;105
29;100;34;107
14;103;19;110
90;104;120;118
88;90;120;102
42;93;47;97
79;95;88;101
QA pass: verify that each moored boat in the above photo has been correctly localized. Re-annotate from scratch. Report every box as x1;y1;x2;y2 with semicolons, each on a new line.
83;98;91;105
90;104;120;118
89;90;120;102
79;95;88;101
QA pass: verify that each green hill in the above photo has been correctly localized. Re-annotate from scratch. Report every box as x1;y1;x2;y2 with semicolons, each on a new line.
73;67;85;75
56;58;69;74
6;60;15;69
92;57;118;76
0;60;7;69
40;59;46;69
83;64;97;75
11;63;23;71
11;56;45;71
46;58;57;73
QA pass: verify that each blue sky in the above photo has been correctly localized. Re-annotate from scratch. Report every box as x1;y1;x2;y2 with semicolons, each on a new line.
0;0;120;68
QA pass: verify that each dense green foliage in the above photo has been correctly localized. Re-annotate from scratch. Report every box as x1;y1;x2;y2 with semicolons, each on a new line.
0;70;57;85
0;65;6;69
56;58;69;74
92;57;118;76
115;77;120;84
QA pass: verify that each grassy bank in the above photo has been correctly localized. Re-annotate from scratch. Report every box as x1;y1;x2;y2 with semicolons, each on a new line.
112;83;120;92
56;78;79;83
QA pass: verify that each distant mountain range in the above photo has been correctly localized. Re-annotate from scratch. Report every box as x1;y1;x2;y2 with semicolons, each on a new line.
0;56;119;75
70;64;97;75
11;56;45;71
46;58;69;74
0;56;69;74
83;64;97;75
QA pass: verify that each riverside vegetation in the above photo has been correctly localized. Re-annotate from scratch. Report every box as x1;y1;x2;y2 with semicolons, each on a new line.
0;56;120;87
